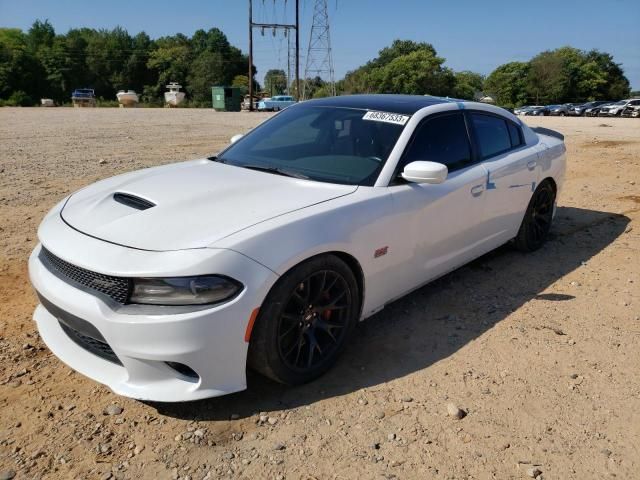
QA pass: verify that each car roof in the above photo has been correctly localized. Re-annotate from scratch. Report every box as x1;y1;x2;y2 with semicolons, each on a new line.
301;94;459;114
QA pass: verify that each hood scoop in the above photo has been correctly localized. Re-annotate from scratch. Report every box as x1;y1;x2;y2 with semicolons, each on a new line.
113;192;155;211
61;159;357;251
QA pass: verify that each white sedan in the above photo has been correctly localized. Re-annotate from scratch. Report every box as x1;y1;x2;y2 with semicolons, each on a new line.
29;95;566;401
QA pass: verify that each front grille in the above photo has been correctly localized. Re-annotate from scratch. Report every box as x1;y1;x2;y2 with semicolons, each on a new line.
59;321;122;365
41;247;131;304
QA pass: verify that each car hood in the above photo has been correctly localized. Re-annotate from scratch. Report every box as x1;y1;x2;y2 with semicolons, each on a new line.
61;159;357;251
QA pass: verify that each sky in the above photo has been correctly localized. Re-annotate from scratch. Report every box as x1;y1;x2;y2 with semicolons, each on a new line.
1;0;639;90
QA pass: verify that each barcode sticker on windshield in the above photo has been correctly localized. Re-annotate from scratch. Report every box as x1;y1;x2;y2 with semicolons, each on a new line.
362;111;410;125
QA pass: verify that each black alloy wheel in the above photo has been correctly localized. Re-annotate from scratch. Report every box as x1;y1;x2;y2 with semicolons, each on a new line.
514;181;556;252
277;270;350;371
248;255;359;385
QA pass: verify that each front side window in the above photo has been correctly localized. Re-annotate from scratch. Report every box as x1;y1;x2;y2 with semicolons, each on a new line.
217;105;406;186
400;113;473;173
471;113;512;159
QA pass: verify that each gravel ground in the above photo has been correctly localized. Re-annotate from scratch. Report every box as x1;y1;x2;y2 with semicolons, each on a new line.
0;108;639;480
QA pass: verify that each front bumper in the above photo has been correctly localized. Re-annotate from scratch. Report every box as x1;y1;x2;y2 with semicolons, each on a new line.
29;224;278;401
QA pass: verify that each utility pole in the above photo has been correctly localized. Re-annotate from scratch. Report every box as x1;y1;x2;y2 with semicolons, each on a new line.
248;0;253;110
295;0;300;101
248;0;300;111
287;31;291;95
303;0;335;99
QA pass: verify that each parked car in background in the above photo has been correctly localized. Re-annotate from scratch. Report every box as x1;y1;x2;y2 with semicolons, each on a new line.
525;105;551;116
257;95;296;111
621;104;640;118
242;95;261;111
514;106;533;115
549;104;571;116
567;103;587;116
585;103;613;117
515;106;546;115
71;88;96;107
570;101;612;116
598;99;640;116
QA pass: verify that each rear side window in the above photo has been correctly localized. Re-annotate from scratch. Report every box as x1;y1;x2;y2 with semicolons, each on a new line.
471;113;512;159
401;113;473;172
507;122;523;148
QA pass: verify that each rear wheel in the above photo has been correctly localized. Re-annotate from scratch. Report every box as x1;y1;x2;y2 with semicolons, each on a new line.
248;255;359;385
514;181;556;252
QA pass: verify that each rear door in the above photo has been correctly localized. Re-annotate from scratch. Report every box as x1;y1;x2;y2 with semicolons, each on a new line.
386;112;490;298
467;111;538;244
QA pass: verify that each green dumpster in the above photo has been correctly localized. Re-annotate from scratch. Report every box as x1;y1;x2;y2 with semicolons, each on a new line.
211;86;242;111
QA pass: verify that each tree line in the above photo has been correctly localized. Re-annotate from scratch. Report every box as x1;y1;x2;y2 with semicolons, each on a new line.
336;40;632;107
0;20;633;107
0;20;253;106
484;47;632;107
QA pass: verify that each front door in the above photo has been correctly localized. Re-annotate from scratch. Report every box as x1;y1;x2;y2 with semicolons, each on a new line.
385;112;490;300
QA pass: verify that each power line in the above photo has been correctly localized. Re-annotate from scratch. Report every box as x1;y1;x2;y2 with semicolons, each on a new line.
248;0;300;110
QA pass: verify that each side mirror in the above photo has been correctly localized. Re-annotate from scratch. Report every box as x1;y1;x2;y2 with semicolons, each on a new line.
230;134;244;144
401;161;448;184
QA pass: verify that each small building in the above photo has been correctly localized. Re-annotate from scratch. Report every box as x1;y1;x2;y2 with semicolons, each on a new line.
211;87;242;112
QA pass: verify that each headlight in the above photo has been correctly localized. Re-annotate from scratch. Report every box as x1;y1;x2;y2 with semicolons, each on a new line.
130;276;242;305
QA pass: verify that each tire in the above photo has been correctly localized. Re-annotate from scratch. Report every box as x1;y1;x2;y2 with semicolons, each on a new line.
248;254;360;385
513;181;556;252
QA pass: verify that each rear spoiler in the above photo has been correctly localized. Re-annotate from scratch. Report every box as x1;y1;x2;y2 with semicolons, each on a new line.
531;126;564;141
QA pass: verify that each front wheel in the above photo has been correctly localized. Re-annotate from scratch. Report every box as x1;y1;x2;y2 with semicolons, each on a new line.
248;255;359;385
513;181;556;252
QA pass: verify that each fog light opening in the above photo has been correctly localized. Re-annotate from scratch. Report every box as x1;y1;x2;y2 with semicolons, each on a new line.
165;362;199;382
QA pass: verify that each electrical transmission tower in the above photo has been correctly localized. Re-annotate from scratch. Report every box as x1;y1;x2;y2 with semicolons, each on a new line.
303;0;335;99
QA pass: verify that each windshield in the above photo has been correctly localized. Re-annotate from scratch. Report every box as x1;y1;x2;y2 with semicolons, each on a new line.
613;101;625;105
216;105;407;186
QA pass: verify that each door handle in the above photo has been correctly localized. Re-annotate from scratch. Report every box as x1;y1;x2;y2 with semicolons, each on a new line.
470;184;485;196
527;160;537;170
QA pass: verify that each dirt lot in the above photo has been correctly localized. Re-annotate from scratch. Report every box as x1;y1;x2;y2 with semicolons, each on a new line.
0;108;638;480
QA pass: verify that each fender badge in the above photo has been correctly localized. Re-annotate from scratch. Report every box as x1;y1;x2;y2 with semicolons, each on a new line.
374;246;389;258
